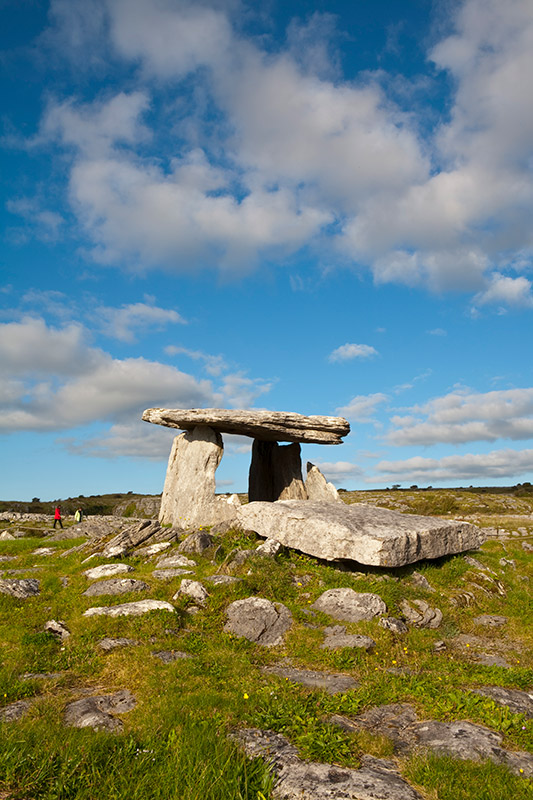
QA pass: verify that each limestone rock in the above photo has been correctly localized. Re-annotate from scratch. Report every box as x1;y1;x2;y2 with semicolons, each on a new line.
64;689;136;732
83;578;150;597
262;664;358;694
135;541;172;557
102;520;163;558
98;637;139;651
311;588;386;622
321;625;376;651
173;579;209;606
255;538;283;557
0;578;40;598
249;440;307;502
44;620;70;641
177;530;214;554
234;728;424;800
379;617;409;634
156;554;196;569
204;575;241;586
410;572;436;592
236;500;484;567
84;599;175;617
224;596;292;646
152;650;193;663
471;686;533;718
0;699;33;722
305;462;342;502
473;614;508;628
159;427;235;528
84;564;134;580
399;600;442;629
152;568;193;580
143;407;350;445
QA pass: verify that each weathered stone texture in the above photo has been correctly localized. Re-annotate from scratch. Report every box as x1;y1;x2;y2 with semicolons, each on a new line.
305;462;342;502
236;500;485;566
143;407;350;444
224;596;292;646
249;440;307;502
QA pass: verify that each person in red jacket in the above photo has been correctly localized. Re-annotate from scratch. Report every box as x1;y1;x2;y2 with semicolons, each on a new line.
53;506;63;529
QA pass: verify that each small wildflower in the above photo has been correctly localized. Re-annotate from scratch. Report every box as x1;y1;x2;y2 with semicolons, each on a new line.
520;769;524;774
392;660;397;664
243;693;249;700
466;643;470;647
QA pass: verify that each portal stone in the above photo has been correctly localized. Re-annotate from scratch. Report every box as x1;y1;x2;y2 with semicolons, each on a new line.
249;440;307;502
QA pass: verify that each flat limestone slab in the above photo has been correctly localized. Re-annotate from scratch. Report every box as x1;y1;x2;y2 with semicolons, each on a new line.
142;408;349;444
236;501;486;567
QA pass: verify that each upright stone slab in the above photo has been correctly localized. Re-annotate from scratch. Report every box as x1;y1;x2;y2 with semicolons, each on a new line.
305;462;342;502
159;425;232;528
249;440;307;502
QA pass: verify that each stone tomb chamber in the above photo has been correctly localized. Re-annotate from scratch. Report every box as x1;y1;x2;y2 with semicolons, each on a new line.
142;408;349;528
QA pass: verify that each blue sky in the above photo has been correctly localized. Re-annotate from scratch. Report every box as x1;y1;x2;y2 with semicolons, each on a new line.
1;0;533;500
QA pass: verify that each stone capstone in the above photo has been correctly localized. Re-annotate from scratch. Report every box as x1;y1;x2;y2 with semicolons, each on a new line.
234;728;424;800
235;500;485;567
224;596;292;646
311;588;386;623
142;407;350;445
63;689;136;732
83;599;175;617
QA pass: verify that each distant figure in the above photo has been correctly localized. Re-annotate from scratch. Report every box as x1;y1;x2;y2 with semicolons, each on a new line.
74;508;83;523
53;506;63;529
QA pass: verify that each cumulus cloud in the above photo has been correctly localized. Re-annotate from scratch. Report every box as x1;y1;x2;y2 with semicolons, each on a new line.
337;392;388;422
95;302;186;342
329;343;378;362
0;317;215;432
386;387;533;445
375;448;533;483
26;0;533;299
165;345;227;376
315;461;365;485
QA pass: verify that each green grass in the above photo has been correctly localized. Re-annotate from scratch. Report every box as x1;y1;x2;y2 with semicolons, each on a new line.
0;496;532;798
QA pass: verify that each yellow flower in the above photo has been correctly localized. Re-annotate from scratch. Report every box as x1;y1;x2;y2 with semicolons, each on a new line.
243;693;249;700
392;660;397;664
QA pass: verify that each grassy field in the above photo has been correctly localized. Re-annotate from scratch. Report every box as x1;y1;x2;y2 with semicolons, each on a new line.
0;490;532;799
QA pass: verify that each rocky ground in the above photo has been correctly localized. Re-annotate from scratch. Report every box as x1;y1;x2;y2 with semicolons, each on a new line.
0;498;532;799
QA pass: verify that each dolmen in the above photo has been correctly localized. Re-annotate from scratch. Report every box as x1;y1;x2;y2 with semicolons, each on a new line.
142;406;485;567
142;408;349;527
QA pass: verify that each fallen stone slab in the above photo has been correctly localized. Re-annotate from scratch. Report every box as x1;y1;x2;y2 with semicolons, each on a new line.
311;588;386;623
142;408;350;445
262;664;358;694
84;564;134;580
321;625;376;651
98;637;139;652
234;728;424;800
84;599;175;617
0;578;40;598
470;686;533;718
64;689;136;732
235;500;484;566
83;578;150;597
224;596;292;646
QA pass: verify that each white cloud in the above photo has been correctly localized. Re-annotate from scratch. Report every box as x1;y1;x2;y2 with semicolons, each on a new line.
316;460;365;485
375;448;533;483
386;387;533;445
337;392;388;422
63;421;176;460
164;345;227;376
473;273;533;308
219;372;273;408
0;317;215;432
95;302;186;342
329;343;378;362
